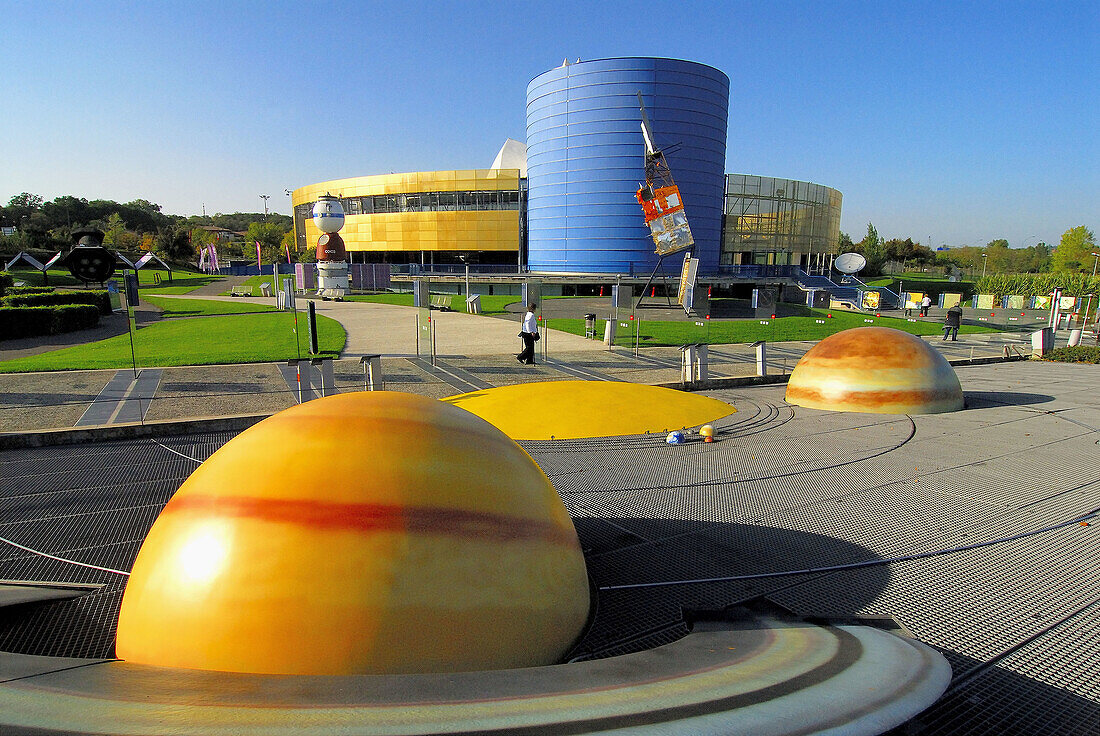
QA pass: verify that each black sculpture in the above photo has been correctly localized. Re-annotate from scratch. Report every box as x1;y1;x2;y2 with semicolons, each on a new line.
64;228;115;283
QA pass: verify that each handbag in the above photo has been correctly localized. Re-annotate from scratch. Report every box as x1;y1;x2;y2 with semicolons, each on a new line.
533;332;541;341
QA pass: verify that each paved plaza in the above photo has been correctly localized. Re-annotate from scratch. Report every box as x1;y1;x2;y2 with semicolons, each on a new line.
0;295;1057;434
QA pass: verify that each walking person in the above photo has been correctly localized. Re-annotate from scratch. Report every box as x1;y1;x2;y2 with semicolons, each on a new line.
943;303;963;341
517;302;540;365
920;294;932;317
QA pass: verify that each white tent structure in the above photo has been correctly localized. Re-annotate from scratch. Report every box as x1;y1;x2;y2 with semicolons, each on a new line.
490;138;527;177
4;252;46;273
132;251;173;282
4;251;51;284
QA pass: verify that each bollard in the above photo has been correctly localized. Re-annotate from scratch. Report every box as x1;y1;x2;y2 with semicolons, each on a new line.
360;354;383;391
1068;329;1083;347
751;340;768;376
288;359;313;404
679;344;708;383
695;343;708;382
1031;327;1053;356
680;344;697;383
311;358;336;397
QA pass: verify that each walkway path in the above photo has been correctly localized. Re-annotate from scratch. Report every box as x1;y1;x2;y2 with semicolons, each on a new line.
150;294;606;358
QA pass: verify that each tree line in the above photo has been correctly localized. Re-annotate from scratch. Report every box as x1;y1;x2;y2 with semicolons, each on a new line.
0;192;295;265
841;223;1095;277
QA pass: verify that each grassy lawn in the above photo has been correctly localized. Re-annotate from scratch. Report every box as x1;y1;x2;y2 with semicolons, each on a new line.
345;292;520;314
138;271;223;294
4;269;82;286
5;267;222;294
0;312;345;373
219;273;295;295
864;274;977;296
143;295;278;318
546;309;997;346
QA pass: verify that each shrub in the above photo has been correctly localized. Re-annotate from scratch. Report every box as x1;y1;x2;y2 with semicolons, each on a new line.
0;272;12;293
976;273;1100;300
2;289;112;315
4;286;55;297
1044;346;1100;364
0;304;100;340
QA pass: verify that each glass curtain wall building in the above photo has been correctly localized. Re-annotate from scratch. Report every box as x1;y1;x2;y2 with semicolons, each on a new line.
290;58;843;275
291;170;524;265
721;175;842;271
526;58;729;274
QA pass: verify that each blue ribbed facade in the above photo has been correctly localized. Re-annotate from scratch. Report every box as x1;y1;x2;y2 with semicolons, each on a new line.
526;58;729;274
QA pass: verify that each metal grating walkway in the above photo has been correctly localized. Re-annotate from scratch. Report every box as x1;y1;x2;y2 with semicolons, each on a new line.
0;361;1097;734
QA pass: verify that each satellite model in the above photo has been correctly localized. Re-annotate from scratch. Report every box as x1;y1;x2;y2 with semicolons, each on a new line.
635;93;694;257
313;194;349;300
634;94;700;312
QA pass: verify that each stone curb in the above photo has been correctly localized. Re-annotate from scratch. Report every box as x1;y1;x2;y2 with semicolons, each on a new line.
0;414;271;451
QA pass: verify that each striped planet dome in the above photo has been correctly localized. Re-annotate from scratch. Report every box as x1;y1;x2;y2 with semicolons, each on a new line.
116;392;590;675
786;327;963;414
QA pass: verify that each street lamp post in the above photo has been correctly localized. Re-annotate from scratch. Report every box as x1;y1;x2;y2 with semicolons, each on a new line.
981;252;988;279
260;194;271;220
1091;252;1099;278
458;254;470;302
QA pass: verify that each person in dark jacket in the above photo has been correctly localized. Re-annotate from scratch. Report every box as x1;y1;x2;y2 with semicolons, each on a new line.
517;302;540;364
943;304;963;341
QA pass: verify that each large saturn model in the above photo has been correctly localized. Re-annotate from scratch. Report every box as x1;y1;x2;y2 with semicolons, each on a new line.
115;392;591;675
313;194;349;299
786;326;964;414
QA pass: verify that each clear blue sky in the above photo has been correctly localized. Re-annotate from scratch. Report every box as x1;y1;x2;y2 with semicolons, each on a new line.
1;1;1095;249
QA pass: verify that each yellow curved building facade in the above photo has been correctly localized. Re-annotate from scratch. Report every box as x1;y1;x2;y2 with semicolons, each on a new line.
292;170;522;263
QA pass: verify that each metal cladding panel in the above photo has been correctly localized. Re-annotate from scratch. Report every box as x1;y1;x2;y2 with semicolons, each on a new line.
526;58;729;274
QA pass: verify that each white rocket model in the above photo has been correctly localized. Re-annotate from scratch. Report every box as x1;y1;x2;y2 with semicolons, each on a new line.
312;195;349;300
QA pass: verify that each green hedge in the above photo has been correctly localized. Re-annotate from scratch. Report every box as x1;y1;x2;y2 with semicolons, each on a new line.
0;272;13;294
0;304;101;340
1044;346;1100;364
4;286;55;297
2;289;112;315
975;273;1100;300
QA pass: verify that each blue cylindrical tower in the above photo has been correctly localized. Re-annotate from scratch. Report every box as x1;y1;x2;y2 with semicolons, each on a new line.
526;58;729;274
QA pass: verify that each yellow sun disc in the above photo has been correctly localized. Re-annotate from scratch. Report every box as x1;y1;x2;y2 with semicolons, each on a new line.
444;381;735;440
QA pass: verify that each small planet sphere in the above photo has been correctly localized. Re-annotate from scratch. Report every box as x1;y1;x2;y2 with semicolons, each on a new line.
116;392;590;675
785;327;963;414
312;196;345;234
699;424;715;438
666;430;685;444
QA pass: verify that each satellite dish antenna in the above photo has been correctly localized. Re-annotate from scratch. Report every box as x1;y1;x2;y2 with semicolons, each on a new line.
835;252;867;275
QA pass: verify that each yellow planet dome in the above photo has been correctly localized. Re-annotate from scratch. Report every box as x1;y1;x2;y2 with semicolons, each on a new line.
785;327;963;414
116;392;590;675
